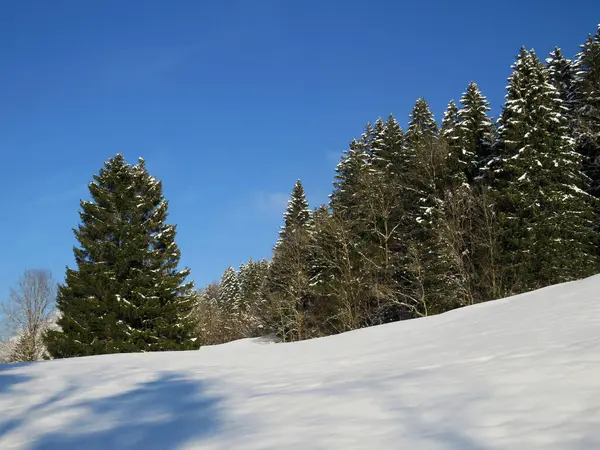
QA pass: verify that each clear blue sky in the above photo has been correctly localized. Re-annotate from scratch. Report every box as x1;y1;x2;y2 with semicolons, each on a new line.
0;0;598;298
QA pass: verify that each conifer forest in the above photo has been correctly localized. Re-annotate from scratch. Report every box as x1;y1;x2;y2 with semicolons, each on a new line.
2;24;600;361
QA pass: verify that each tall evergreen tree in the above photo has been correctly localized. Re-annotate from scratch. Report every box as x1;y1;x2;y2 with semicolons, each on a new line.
266;180;314;341
407;98;439;150
219;266;241;312
45;154;196;358
278;179;311;245
379;115;406;175
406;98;471;313
441;100;466;188
546;47;576;122
573;26;600;201
330;125;372;221
457;82;494;182
238;258;269;314
496;48;598;291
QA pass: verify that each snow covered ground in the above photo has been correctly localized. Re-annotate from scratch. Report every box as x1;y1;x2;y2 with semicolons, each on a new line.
1;275;600;449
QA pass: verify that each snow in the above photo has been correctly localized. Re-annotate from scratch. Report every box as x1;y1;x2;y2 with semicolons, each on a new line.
2;275;600;449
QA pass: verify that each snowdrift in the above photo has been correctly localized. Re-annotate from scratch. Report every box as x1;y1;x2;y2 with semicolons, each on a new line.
1;275;600;449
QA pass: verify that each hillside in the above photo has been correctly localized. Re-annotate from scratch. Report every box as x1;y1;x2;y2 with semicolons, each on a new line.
1;275;599;449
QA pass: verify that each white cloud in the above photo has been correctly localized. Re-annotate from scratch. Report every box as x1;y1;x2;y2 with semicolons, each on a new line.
253;191;288;215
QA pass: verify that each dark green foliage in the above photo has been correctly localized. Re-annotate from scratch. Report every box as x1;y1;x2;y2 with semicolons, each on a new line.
193;23;600;347
457;82;494;182
495;48;598;291
278;179;311;244
219;266;240;313
441;100;467;188
265;180;315;341
45;154;196;358
330;138;369;221
546;47;576;122
573;26;600;202
238;258;269;314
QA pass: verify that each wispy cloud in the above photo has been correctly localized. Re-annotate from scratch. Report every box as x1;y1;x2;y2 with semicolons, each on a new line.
36;183;88;207
326;150;343;165
253;191;289;215
98;46;195;87
225;190;289;224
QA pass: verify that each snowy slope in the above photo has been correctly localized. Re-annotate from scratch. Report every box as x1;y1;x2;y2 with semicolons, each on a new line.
1;275;600;449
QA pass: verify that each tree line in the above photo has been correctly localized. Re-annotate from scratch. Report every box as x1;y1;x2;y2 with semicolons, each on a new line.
1;25;599;361
195;25;600;344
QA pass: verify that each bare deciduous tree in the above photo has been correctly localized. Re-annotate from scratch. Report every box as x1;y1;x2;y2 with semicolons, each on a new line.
1;269;56;362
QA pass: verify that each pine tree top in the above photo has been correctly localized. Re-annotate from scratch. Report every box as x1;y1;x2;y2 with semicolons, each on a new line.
441;100;459;139
407;98;438;146
279;179;311;244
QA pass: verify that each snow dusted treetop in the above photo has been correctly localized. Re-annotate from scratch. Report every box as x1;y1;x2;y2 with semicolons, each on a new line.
238;258;269;314
441;100;459;140
457;81;494;181
440;100;467;188
219;266;241;313
574;25;600;119
369;117;386;167
573;25;600;200
405;98;439;212
277;179;311;247
496;48;575;180
546;47;576;115
370;114;405;175
330;135;370;219
45;154;197;358
406;98;438;150
495;48;598;289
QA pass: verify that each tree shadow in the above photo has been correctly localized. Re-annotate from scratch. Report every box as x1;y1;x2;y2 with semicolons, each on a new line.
0;363;32;394
3;372;223;450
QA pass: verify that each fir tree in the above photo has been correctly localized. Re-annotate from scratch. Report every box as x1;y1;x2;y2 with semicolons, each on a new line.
407;98;439;150
457;82;494;182
405;98;441;221
45;154;196;358
405;98;469;313
441;100;466;188
278;179;311;246
546;47;576;122
266;180;314;341
496;48;598;290
573;26;600;201
330;134;370;220
380;115;406;176
369;117;387;170
219;266;241;313
238;258;269;313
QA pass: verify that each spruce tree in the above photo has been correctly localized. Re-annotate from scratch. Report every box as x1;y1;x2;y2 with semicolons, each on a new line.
496;48;598;291
407;98;439;150
457;82;494;182
369;117;387;169
573;26;600;201
546;47;576;123
277;179;311;245
330;131;370;221
219;266;241;313
238;258;269;314
266;180;314;341
405;98;468;313
45;154;196;358
380;115;406;176
441;100;466;188
441;100;460;139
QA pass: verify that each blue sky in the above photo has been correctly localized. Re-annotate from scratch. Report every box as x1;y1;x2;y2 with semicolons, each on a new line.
0;0;598;298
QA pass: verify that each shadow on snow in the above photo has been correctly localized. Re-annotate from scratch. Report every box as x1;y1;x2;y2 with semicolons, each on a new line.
1;370;223;449
0;363;32;394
